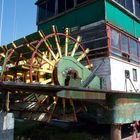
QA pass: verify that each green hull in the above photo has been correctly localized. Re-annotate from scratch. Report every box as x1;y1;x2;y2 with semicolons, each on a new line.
85;94;140;124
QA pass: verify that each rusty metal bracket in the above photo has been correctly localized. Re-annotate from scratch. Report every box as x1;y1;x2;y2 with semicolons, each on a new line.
131;121;140;140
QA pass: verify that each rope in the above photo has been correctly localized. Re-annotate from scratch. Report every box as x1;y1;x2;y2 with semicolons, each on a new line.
0;0;4;46
13;0;17;40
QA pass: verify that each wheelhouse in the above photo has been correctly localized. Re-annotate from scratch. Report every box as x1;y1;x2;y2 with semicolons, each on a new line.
36;0;92;24
36;0;140;24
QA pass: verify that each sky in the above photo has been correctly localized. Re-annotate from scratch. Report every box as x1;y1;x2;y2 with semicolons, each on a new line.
0;0;37;45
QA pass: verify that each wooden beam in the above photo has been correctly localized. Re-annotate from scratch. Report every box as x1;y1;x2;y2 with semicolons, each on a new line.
111;124;122;140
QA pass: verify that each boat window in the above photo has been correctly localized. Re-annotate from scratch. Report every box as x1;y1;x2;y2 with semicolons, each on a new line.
38;2;47;22
130;39;138;62
111;29;120;49
66;0;74;10
57;0;75;14
47;0;55;18
110;28;121;57
113;0;140;18
58;0;65;13
109;27;139;63
130;39;138;56
114;0;133;12
77;0;88;4
125;0;133;12
138;43;140;59
133;68;137;81
115;0;125;6
121;34;129;53
135;0;140;18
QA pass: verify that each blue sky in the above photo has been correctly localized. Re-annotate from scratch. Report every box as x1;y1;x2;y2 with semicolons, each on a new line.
0;0;37;45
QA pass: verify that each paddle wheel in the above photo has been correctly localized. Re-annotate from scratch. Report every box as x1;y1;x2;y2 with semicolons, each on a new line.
0;25;100;122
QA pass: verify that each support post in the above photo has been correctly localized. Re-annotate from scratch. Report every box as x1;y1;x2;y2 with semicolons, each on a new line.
6;92;10;112
0;111;14;140
111;124;122;140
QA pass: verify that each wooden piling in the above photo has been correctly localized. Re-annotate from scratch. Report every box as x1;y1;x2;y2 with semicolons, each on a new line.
111;124;122;140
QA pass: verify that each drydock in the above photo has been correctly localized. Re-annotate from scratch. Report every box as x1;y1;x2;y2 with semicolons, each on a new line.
0;0;140;140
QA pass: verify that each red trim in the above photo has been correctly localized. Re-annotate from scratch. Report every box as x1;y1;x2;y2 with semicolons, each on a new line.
106;22;140;43
128;37;130;56
106;25;111;56
119;32;122;52
1;48;15;81
107;23;140;63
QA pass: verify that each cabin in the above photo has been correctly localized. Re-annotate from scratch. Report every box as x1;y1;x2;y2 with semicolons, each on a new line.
36;0;140;92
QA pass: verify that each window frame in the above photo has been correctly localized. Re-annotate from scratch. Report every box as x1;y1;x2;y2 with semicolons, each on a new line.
77;0;89;5
132;68;137;81
37;0;92;24
138;43;140;62
129;38;138;59
108;24;140;63
66;0;75;10
110;28;121;50
120;33;129;54
110;28;122;57
125;0;133;13
135;0;140;18
111;0;140;20
46;0;56;18
37;2;47;23
58;0;66;13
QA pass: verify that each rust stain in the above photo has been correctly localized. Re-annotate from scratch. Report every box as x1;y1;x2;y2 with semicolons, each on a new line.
117;108;133;118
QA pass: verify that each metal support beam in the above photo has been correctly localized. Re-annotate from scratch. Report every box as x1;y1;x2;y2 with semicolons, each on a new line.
111;124;122;140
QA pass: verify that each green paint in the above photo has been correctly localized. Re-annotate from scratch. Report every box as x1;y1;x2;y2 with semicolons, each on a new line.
78;94;140;124
38;0;105;34
135;21;140;37
56;56;100;89
106;0;140;38
106;95;140;124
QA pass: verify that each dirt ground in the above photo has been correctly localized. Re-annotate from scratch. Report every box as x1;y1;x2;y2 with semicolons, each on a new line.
14;120;135;140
